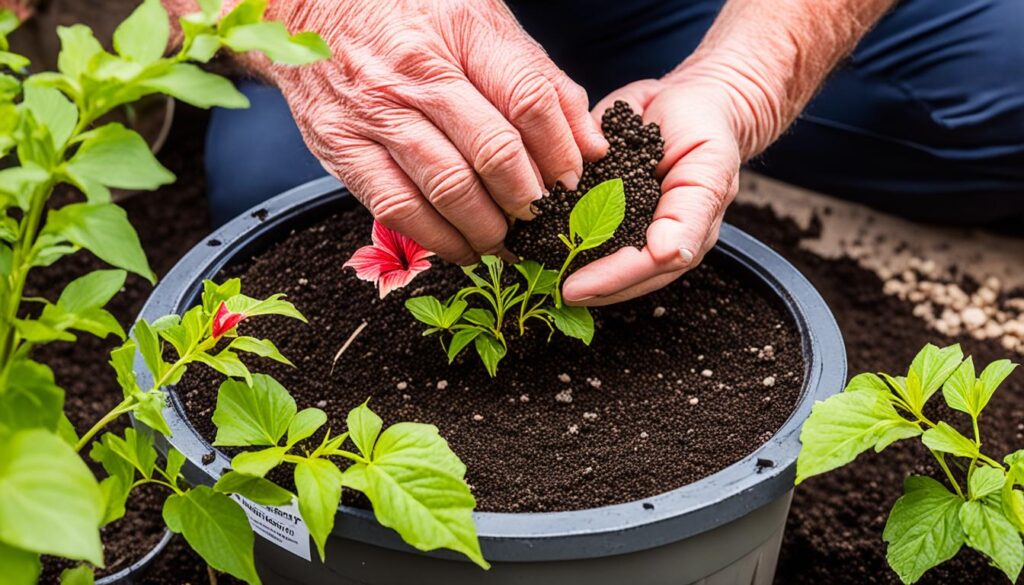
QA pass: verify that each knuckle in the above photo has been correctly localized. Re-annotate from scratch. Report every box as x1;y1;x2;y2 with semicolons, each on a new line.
424;166;479;209
507;71;557;122
370;190;423;227
472;128;524;176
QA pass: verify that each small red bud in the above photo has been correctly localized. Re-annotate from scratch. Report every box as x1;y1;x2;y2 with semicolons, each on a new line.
212;302;245;338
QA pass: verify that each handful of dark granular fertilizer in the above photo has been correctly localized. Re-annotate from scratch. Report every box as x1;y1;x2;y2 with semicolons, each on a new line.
505;100;664;269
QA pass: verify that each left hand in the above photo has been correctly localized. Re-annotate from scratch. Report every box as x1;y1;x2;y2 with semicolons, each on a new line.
562;67;754;306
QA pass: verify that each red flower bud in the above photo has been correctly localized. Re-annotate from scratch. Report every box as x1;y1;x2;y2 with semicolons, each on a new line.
212;302;245;338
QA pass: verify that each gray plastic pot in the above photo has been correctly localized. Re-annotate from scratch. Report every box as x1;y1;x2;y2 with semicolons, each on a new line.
95;529;173;585
136;177;845;585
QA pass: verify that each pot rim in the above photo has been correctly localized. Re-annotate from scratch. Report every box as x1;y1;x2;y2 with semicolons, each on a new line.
137;177;845;562
95;529;173;584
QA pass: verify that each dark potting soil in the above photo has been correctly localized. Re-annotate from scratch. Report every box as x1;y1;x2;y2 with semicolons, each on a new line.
174;204;805;512
726;202;1020;585
505;100;664;268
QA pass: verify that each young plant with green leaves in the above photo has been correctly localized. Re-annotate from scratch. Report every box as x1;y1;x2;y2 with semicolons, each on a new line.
0;1;330;583
210;374;488;569
797;343;1023;583
402;178;625;376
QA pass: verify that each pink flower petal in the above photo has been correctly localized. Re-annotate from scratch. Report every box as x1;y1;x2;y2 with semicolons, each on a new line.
212;302;245;338
343;245;404;282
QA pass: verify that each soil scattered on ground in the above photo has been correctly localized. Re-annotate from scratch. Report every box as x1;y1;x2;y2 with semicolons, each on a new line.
506;100;663;268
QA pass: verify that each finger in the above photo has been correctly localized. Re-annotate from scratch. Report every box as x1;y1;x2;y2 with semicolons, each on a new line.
547;71;608;162
504;70;585;189
378;113;512;256
409;76;545;219
333;140;479;265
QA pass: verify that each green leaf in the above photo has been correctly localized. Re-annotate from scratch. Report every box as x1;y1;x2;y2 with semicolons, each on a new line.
193;349;252;386
231;447;287;478
0;542;40;585
883;476;964;585
22;84;77;150
970;466;1006;500
0;10;19;47
942;357;978;417
447;328;482;363
462;308;495;329
921;422;979;459
352;422;487;568
202;278;241;315
977;360;1017;413
347;401;383;459
568;178;625;251
287;408;327;446
225;293;306;322
0;429;104;564
213;375;296;447
960;496;1024;581
143;63;249;109
98;475;129;526
218;0;267;31
57;269;126;313
1002;464;1024;532
907;344;963;410
214;471;293;506
222;22;330;65
474;333;506;377
43;202;155;282
100;427;157;479
56;25;104;80
133;318;165;381
406;296;445;328
14;317;76;342
65;124;175;191
845;372;892;393
229;336;293;366
796;390;921;483
165;448;186;482
162;486;259;584
134;389;171;436
113;0;169;64
59;565;94;585
546;304;594;345
294;458;343;561
0;359;64;434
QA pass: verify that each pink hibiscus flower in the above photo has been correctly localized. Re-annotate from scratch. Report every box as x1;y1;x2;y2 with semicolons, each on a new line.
212;302;246;338
343;221;433;298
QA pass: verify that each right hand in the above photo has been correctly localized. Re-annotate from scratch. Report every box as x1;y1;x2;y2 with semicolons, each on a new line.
257;0;608;264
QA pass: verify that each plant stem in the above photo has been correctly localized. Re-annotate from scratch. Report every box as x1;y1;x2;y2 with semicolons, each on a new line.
75;398;136;452
553;247;580;308
931;450;964;498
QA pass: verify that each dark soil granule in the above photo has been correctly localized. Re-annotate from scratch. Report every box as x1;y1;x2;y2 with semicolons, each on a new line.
727;203;1019;585
173;206;804;513
505;100;663;268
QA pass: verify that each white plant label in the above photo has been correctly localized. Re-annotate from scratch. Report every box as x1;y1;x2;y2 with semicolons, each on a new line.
232;495;312;561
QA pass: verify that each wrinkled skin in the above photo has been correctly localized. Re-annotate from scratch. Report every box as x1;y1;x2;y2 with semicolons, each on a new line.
258;0;607;265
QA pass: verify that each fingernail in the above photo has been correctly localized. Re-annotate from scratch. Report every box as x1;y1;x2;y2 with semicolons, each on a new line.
679;247;695;265
568;295;596;302
556;170;581;191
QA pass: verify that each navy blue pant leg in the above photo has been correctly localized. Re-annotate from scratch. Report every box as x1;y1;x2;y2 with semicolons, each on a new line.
205;0;1024;226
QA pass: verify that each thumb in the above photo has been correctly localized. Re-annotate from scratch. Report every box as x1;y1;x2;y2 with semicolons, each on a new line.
590;79;664;126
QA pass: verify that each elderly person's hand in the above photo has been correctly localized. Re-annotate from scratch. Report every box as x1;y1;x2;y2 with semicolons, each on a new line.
251;0;607;265
563;0;895;306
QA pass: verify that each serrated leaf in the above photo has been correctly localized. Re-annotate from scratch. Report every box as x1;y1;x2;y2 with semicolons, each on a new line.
214;471;292;506
921;422;979;459
294;458;343;561
907;344;963;410
977;360;1017;413
163;486;259;584
883;476;964;585
546;304;594;345
845;372;891;393
0;429;104;564
568;178;625;251
352;422;487;568
213;375;296;447
21;84;77;150
970;466;1006;501
960;496;1024;581
796;389;921;483
405;296;446;328
56;25;103;80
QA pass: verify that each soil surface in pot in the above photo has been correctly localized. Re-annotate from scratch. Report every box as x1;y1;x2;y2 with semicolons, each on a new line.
175;206;805;512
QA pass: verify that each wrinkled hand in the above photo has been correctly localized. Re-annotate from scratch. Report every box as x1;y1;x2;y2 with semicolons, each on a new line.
563;65;762;306
259;0;607;264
